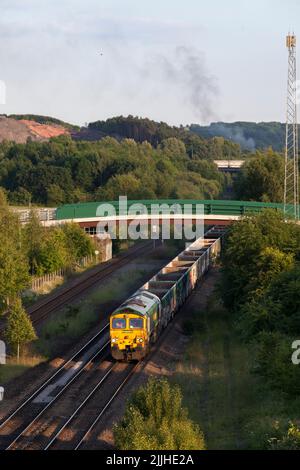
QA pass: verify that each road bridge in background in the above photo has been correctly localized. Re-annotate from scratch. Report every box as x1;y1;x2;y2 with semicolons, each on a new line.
213;160;245;173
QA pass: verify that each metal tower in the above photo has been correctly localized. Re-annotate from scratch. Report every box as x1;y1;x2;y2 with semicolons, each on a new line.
284;34;299;220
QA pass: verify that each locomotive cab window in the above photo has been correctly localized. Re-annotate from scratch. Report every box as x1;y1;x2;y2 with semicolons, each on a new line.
129;318;144;329
112;318;126;329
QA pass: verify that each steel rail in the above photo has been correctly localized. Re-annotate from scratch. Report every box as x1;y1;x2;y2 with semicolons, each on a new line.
0;323;109;433
5;339;111;450
43;362;120;450
74;363;139;450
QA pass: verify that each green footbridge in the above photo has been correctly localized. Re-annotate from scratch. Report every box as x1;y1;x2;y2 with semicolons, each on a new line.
56;199;289;221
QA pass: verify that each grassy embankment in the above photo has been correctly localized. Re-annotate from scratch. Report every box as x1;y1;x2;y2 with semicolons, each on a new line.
171;284;300;450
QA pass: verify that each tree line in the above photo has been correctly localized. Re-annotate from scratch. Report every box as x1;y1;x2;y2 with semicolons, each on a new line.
0;193;94;358
0;133;230;207
88;115;242;159
191;121;289;152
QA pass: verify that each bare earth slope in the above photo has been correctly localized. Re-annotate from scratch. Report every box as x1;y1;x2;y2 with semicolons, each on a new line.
0;116;69;143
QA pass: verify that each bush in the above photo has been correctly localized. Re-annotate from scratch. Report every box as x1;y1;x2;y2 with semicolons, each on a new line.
268;422;300;450
236;265;300;341
245;419;300;450
253;332;300;396
220;211;300;310
114;378;205;450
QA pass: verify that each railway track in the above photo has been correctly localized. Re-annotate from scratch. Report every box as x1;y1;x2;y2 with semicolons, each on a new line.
0;323;110;450
1;347;138;450
45;361;138;450
0;241;155;336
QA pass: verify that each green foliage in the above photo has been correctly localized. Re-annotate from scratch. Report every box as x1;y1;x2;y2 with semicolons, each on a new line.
46;184;66;206
61;222;93;266
238;266;300;339
221;210;300;309
8;187;31;206
221;211;300;399
89;116;241;159
0;208;30;308
253;332;300;396
191;121;287;152
5;298;37;355
36;227;69;274
245;419;300;450
268;422;300;450
233;151;285;202
22;213;94;276
0;127;229;205
114;378;205;450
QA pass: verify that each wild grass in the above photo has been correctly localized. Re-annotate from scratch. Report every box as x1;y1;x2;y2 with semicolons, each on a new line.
0;354;45;384
171;291;300;449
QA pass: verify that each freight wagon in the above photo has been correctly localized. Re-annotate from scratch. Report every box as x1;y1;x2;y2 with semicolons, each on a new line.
110;226;226;361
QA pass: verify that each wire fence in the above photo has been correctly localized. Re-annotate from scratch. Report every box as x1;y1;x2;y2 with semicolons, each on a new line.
31;255;96;291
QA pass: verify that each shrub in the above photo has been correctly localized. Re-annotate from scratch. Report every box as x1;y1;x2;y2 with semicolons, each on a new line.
268;422;300;450
114;378;205;450
253;332;300;396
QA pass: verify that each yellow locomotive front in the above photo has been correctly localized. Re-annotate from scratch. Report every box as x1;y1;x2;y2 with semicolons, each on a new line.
110;291;161;361
110;311;148;361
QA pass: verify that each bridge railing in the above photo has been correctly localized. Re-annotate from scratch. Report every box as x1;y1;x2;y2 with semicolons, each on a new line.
55;199;289;220
16;208;56;224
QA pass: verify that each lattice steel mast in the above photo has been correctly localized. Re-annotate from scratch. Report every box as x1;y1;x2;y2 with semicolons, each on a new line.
284;34;299;220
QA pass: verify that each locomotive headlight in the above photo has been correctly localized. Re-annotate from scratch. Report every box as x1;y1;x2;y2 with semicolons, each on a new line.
137;338;143;343
111;338;117;343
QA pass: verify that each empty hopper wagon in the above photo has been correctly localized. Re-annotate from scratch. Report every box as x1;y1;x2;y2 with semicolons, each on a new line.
110;226;226;361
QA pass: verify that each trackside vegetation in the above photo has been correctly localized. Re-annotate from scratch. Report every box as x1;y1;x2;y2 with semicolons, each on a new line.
5;299;37;361
220;210;300;448
0;192;94;356
114;378;205;450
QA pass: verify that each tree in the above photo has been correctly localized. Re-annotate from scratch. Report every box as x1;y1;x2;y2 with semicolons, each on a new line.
23;210;46;275
238;265;300;339
0;209;29;308
5;298;37;361
221;210;300;309
46;184;65;206
247;247;294;298
8;187;32;206
97;173;143;200
61;223;93;267
253;331;300;396
37;228;68;274
234;152;284;202
114;378;205;450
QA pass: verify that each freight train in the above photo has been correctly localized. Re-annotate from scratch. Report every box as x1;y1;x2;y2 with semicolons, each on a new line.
110;226;226;361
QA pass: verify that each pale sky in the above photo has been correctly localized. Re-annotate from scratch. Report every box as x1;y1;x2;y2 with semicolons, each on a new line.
0;0;298;126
